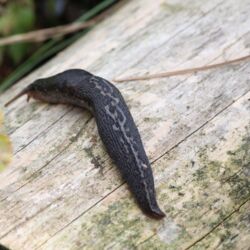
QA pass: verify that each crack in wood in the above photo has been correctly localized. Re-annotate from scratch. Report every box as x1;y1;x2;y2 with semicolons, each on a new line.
36;90;250;249
34;182;125;250
1;0;249;248
184;197;250;250
135;197;250;249
0;115;93;203
13;107;74;155
0;196;62;240
151;89;250;166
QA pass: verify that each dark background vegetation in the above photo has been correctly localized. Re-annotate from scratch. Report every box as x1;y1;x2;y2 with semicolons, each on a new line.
0;0;118;91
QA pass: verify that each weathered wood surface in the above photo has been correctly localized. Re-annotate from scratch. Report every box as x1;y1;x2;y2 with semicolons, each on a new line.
0;0;250;249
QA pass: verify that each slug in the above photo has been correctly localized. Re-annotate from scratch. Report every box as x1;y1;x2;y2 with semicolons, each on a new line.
5;69;165;219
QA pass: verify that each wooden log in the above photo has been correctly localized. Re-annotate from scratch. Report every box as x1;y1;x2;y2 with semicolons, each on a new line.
0;0;249;249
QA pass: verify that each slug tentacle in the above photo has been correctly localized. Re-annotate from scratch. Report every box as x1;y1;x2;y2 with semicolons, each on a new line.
5;69;165;219
4;86;31;107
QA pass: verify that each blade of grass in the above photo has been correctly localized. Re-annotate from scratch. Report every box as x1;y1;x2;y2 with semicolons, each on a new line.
0;0;119;92
0;34;85;92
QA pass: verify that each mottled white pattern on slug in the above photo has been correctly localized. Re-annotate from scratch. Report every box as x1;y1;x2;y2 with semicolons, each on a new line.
90;76;154;210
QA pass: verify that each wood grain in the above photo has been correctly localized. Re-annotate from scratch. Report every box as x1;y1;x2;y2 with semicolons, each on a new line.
0;0;249;249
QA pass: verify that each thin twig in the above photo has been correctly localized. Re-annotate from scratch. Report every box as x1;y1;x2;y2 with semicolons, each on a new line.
113;54;250;82
0;0;127;47
0;21;97;46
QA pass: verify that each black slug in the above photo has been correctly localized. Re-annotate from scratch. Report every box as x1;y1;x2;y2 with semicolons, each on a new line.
5;69;165;219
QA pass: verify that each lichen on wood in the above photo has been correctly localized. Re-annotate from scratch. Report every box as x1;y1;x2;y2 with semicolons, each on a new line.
0;0;249;249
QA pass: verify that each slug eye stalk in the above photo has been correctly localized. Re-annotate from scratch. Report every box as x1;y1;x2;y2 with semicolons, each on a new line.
4;87;31;107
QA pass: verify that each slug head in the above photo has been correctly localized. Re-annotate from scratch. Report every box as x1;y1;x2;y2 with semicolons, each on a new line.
25;77;66;104
4;78;61;107
4;69;93;107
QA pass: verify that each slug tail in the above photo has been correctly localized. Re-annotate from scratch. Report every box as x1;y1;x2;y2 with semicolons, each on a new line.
4;87;30;107
149;206;166;219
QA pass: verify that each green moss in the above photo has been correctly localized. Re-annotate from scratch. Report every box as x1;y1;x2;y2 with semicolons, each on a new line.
140;131;250;250
160;3;185;13
143;116;164;124
193;134;250;204
75;199;147;249
51;128;250;250
139;239;171;250
192;204;250;250
164;132;249;249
